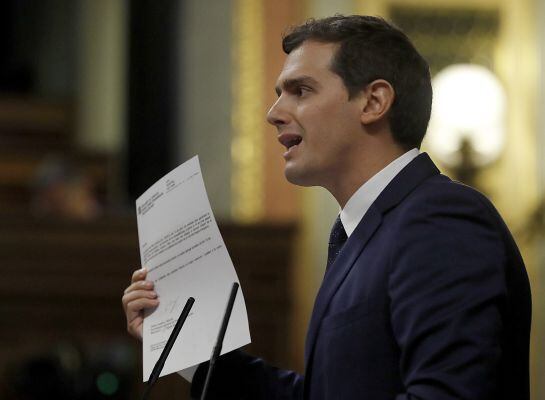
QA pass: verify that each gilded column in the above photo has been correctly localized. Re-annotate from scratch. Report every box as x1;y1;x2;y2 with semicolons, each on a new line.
231;0;265;222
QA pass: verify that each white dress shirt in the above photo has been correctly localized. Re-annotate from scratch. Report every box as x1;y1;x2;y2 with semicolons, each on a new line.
340;148;420;237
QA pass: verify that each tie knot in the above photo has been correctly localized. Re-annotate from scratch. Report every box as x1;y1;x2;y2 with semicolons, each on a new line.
329;215;347;245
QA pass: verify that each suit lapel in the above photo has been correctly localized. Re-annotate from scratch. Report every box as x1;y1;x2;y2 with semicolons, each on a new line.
304;204;382;362
303;153;440;367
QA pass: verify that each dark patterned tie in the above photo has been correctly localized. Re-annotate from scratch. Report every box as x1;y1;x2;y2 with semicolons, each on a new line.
326;215;348;271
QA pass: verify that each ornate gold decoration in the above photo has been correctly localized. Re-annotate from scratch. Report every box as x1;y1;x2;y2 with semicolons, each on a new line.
231;0;265;222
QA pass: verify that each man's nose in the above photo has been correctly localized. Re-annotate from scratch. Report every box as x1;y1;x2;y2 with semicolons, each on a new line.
266;96;290;127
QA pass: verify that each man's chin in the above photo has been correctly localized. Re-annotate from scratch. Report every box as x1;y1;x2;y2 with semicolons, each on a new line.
284;167;315;187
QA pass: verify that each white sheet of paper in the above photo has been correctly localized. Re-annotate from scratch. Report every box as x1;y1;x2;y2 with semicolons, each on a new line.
136;156;251;381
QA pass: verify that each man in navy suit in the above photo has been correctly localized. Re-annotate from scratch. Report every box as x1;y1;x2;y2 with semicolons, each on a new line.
123;15;531;399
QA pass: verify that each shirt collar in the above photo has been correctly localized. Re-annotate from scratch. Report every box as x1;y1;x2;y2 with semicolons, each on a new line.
340;148;420;237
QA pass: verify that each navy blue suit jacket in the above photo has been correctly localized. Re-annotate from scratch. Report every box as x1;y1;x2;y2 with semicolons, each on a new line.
191;153;531;399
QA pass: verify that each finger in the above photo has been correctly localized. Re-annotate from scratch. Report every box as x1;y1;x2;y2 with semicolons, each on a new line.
125;297;160;317
122;289;158;310
124;279;154;295
127;319;144;341
127;319;143;333
131;267;148;284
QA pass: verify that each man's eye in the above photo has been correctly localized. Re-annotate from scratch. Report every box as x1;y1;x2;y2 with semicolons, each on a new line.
296;86;311;97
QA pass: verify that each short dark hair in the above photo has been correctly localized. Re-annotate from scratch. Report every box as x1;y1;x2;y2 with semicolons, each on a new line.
282;15;432;149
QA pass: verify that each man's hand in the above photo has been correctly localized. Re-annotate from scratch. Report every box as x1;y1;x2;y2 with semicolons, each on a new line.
122;268;159;341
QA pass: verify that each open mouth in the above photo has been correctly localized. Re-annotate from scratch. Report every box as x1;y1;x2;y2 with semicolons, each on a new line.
278;133;303;150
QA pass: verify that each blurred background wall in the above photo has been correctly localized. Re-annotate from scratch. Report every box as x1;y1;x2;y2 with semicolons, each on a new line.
0;0;543;399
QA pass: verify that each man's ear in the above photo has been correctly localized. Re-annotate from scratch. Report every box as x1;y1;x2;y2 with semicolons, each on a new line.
359;79;395;125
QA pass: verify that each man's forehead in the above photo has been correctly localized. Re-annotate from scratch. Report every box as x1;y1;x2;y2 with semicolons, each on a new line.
275;41;338;86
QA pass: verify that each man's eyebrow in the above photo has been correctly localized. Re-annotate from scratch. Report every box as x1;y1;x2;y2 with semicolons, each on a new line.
275;76;320;95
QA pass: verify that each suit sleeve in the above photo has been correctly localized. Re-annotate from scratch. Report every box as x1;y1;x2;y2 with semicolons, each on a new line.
389;187;507;400
190;350;304;400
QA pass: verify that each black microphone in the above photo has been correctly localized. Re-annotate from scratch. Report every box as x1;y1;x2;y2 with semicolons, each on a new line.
200;282;239;400
142;296;195;400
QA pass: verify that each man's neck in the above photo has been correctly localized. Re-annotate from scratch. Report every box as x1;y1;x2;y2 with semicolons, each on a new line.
327;145;408;208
